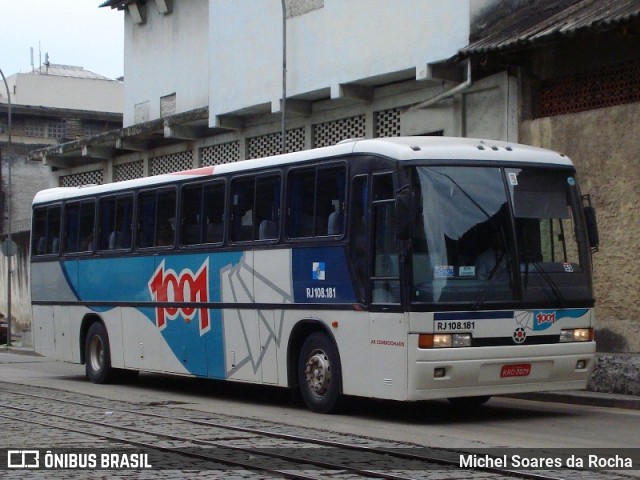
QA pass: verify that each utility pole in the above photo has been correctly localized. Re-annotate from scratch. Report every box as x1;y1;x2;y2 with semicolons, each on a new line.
281;0;287;154
0;67;13;347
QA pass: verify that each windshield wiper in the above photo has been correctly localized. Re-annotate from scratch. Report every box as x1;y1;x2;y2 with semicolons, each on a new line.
473;253;510;310
528;261;566;306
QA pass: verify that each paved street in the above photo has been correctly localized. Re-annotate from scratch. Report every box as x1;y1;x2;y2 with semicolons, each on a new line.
1;349;639;479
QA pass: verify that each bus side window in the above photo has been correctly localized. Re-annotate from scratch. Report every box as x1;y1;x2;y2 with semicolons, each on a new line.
180;181;226;246
230;177;255;242
255;175;281;240
32;205;61;256
230;175;280;242
64;203;81;253
98;195;133;251
204;182;225;243
64;201;95;254
371;172;400;304
287;165;345;239
287;169;315;238
137;189;176;248
181;184;203;245
155;190;176;247
349;175;368;303
317;167;345;237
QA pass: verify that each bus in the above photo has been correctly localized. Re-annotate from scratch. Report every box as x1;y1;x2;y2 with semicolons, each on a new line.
30;137;599;413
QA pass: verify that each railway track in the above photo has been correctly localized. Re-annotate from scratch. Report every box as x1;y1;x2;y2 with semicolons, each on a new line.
0;383;634;479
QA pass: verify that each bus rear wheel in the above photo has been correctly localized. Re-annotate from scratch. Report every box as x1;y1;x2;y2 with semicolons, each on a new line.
298;332;342;413
85;322;114;384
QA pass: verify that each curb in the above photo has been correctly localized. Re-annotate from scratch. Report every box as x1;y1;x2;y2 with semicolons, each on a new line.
507;390;640;410
0;345;43;356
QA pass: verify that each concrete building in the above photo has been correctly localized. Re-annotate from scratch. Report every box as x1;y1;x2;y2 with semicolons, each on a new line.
5;64;123;114
0;64;123;344
27;0;640;359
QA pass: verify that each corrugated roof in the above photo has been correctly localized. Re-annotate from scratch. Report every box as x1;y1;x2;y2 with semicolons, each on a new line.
462;0;640;55
28;64;116;81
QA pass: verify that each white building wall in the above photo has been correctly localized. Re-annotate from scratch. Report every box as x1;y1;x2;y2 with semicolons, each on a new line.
123;0;209;126
5;74;122;114
209;0;470;123
121;1;470;127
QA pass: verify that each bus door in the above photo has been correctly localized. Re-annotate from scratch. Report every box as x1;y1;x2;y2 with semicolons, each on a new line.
368;171;408;400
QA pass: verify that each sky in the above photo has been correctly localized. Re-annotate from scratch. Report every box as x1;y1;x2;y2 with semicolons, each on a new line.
1;0;124;79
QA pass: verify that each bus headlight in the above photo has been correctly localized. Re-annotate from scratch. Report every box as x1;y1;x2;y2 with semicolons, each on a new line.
419;333;472;348
560;328;593;342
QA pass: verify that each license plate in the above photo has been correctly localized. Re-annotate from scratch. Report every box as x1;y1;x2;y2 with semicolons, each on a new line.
501;363;531;378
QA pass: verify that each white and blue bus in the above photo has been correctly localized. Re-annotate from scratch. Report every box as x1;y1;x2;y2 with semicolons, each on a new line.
31;137;599;413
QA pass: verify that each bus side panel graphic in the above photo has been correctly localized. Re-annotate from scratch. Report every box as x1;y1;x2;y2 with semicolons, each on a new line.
291;246;357;303
63;252;244;379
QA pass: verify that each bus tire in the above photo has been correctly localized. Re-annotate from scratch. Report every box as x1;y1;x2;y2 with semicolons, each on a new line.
298;332;342;414
447;395;491;408
85;322;114;384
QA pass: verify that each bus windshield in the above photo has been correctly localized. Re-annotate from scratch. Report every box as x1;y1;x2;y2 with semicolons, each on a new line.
408;165;593;307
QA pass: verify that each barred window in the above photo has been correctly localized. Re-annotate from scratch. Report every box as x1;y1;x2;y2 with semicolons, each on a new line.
537;60;640;117
25;120;46;138
313;116;366;148
48;119;67;139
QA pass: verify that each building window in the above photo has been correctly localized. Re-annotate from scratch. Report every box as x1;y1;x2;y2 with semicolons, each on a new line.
536;59;640;117
25;118;67;139
375;108;401;138
48;119;67;139
313;115;366;148
160;93;176;117
25;120;46;138
135;101;150;124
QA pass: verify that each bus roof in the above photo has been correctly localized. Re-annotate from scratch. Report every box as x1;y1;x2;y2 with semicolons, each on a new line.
33;136;572;205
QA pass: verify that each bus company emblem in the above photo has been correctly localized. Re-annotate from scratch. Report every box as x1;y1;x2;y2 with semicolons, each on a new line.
312;262;326;280
148;259;210;336
513;327;526;344
535;311;556;326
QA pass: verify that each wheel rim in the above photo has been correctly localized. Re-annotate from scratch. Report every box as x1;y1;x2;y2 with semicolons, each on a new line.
89;335;104;372
304;348;331;397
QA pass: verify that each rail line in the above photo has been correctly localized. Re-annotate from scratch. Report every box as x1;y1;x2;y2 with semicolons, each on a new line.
1;384;626;480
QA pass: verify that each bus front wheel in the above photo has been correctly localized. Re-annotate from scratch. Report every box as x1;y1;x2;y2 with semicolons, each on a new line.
85;322;114;384
298;332;342;413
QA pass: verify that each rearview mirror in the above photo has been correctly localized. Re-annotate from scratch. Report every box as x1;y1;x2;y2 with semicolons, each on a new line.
582;195;599;253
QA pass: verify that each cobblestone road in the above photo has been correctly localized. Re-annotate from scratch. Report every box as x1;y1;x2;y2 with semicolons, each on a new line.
2;382;637;479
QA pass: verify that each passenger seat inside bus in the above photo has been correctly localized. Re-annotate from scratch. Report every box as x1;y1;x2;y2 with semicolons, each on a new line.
206;223;223;242
327;209;343;235
259;220;278;240
108;231;130;249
